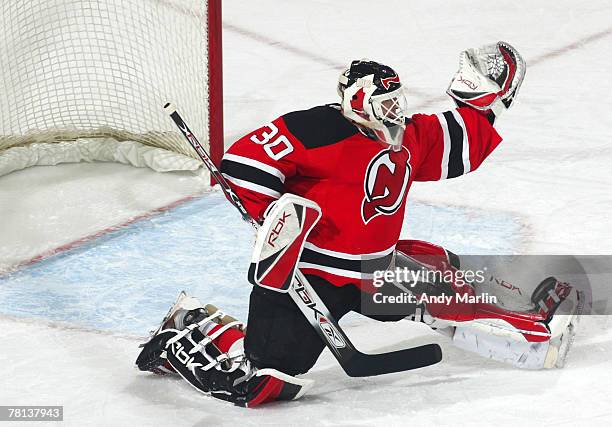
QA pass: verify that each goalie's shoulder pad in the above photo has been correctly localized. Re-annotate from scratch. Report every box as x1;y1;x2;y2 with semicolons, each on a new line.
249;194;322;292
447;41;526;118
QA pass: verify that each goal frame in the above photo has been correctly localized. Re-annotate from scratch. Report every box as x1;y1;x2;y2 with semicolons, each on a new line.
0;0;225;181
207;0;224;172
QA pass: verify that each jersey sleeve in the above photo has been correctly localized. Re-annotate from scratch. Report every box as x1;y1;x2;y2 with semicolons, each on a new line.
409;107;503;182
220;116;304;222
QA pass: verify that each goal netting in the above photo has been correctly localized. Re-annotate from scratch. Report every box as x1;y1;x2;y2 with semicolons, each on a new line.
0;0;222;177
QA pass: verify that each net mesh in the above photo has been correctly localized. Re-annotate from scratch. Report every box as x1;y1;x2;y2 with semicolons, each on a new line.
0;0;209;159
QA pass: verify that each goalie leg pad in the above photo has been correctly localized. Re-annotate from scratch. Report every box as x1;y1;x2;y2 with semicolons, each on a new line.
452;279;583;369
453;290;582;369
391;245;582;368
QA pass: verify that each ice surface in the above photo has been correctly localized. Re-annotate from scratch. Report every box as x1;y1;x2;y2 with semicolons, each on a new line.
1;0;612;425
0;191;521;334
0;162;209;274
1;315;611;426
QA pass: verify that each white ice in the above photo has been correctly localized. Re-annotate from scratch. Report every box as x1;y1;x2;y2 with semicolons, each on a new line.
1;0;612;425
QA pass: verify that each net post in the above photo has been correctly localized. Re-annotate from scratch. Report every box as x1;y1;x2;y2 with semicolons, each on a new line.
208;0;224;186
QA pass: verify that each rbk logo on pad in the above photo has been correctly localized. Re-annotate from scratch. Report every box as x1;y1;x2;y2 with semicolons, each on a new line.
267;211;291;248
361;147;411;224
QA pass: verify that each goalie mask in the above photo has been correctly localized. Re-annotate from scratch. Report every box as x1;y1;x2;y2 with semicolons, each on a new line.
337;60;407;150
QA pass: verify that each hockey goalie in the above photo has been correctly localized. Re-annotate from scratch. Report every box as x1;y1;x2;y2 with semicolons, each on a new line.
135;42;582;407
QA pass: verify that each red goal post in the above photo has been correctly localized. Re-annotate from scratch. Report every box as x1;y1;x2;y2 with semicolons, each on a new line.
207;0;224;172
0;0;224;179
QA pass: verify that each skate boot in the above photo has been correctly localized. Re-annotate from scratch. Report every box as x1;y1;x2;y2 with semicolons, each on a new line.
135;292;313;407
531;277;584;368
136;291;240;375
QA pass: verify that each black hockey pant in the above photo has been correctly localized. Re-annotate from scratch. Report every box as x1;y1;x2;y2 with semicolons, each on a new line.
244;274;418;376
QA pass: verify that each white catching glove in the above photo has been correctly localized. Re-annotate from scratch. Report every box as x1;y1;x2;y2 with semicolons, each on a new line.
447;41;526;119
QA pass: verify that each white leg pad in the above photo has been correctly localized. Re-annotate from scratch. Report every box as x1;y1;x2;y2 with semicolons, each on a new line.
453;326;550;369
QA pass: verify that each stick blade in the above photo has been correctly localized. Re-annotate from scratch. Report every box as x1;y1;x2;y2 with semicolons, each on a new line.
343;343;442;377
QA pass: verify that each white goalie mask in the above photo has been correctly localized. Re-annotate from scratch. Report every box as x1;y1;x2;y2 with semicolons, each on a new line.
337;60;408;150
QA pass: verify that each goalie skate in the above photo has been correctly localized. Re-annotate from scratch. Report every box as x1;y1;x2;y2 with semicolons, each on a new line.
534;278;584;368
135;291;197;374
135;291;239;375
135;292;313;407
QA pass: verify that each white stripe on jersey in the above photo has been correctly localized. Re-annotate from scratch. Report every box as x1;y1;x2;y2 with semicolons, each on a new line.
222;153;286;182
436;113;451;179
303;241;396;260
297;262;374;280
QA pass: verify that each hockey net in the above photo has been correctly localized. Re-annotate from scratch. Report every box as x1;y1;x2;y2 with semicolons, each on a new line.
0;0;223;178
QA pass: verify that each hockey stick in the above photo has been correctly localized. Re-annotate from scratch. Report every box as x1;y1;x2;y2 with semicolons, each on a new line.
164;103;442;376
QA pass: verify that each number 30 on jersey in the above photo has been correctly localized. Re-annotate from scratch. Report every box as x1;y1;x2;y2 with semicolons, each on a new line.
250;123;294;160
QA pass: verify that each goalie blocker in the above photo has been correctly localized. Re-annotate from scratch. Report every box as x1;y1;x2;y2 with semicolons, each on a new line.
248;194;322;292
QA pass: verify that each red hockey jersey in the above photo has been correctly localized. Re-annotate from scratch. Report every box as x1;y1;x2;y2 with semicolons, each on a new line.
220;105;502;289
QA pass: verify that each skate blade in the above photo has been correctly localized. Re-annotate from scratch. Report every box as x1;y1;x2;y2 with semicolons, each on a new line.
543;290;584;368
145;291;203;339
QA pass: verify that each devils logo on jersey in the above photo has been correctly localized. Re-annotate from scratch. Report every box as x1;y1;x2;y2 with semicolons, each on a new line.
361;147;411;224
